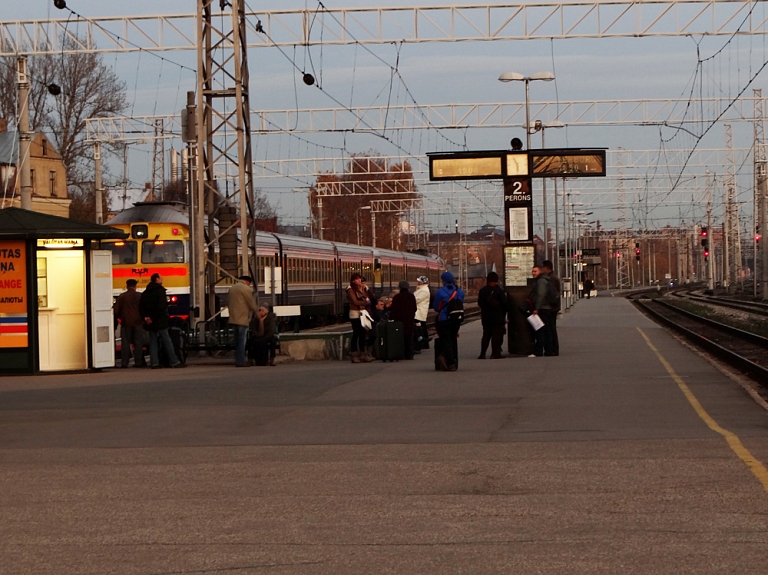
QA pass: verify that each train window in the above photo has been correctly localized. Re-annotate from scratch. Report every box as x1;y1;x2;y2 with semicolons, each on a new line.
104;240;138;265
142;240;184;264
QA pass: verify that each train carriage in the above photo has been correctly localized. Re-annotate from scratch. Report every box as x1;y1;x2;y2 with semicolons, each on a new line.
103;202;443;322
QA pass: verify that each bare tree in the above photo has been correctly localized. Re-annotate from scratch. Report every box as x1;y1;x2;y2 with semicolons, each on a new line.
1;36;127;221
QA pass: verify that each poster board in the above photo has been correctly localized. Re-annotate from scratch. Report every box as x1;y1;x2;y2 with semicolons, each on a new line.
0;240;28;348
504;245;535;287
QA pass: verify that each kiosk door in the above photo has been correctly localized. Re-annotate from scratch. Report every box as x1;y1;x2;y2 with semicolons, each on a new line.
37;250;87;371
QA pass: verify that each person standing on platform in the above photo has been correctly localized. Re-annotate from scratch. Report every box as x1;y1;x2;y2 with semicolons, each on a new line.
347;273;373;363
227;275;260;367
251;305;278;366
114;278;146;368
433;271;464;371
541;260;561;356
413;276;431;352
389;279;417;359
477;271;508;359
583;276;595;299
528;265;555;357
139;273;183;369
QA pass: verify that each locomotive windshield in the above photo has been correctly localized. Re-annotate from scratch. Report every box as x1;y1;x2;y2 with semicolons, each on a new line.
142;240;185;264
104;240;138;265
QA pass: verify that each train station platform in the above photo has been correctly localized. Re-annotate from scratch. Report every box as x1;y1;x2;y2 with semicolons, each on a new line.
2;294;768;574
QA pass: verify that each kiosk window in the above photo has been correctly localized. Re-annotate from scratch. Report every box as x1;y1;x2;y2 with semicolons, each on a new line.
104;241;138;265
37;257;48;308
142;240;184;264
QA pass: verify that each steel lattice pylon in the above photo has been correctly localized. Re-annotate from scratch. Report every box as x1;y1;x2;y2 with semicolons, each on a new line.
193;0;255;326
724;124;742;289
754;89;768;297
150;119;164;201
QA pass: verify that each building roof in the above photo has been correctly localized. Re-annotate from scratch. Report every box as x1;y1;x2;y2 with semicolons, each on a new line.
0;207;127;239
0;132;18;165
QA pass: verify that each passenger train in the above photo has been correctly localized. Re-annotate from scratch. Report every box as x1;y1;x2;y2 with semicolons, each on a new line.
104;202;444;320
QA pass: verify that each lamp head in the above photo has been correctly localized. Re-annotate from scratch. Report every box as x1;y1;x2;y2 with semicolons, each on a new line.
529;71;555;81
498;72;525;82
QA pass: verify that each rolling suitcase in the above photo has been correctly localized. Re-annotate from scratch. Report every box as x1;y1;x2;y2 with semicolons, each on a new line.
375;321;405;361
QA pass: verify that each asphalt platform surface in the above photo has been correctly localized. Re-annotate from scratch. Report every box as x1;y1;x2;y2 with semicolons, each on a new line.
2;294;768;574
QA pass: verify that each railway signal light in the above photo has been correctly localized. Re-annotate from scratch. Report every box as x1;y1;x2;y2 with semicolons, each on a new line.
756;225;761;243
616;251;621;258
701;227;709;250
635;248;641;261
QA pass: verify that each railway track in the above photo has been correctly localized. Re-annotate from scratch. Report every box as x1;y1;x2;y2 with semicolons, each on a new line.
633;296;768;386
675;291;768;317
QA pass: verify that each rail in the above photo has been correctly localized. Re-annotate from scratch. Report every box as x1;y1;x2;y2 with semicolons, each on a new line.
634;297;768;386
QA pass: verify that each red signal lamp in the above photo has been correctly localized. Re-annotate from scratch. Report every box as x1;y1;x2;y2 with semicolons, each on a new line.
704;250;710;258
169;295;178;303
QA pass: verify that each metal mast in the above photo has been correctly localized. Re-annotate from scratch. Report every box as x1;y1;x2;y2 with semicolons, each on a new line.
615;148;630;288
195;0;256;325
754;89;768;298
459;206;468;290
724;124;741;289
150;119;164;201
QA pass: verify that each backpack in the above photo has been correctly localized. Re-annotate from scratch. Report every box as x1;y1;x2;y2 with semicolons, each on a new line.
445;290;464;326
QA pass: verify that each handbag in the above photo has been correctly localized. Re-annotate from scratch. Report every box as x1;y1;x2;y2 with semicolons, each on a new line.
360;309;374;330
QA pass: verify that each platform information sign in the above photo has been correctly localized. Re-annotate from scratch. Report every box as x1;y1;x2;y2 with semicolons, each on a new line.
530;150;606;177
504;177;533;244
0;240;28;348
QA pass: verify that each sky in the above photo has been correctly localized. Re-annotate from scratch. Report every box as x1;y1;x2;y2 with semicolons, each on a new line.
6;0;768;234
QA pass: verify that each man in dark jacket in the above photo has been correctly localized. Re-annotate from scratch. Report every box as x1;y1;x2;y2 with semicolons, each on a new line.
139;273;182;369
114;278;146;368
529;265;555;357
432;271;465;371
389;279;417;359
478;271;508;359
542;260;561;356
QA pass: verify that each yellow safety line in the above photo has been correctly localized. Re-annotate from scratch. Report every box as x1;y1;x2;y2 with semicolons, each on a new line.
637;327;768;494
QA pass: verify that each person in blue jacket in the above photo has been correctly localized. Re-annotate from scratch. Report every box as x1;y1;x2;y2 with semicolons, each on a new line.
432;271;465;371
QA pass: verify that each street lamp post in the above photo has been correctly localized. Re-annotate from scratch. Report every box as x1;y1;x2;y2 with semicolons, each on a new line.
499;71;557;260
357;205;371;245
498;71;555;150
539;122;564;260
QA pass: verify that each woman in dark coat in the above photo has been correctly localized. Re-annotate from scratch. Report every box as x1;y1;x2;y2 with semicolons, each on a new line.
389;280;418;359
